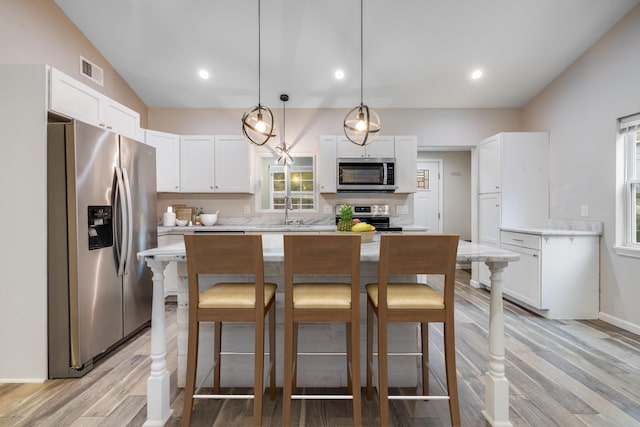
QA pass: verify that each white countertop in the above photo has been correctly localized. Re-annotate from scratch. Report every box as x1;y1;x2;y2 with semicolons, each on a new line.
501;226;602;236
139;233;519;264
158;224;429;234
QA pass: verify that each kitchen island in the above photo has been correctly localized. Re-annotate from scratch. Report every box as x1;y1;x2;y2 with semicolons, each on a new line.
138;233;519;427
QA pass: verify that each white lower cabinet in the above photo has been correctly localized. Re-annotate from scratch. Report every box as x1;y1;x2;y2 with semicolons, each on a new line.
500;230;599;319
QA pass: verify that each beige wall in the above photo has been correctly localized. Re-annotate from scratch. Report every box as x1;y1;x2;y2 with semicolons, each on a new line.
522;4;640;331
0;0;148;126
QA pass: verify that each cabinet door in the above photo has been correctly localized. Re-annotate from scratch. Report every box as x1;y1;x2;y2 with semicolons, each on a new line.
365;136;395;158
336;136;365;157
180;136;215;192
214;135;253;192
101;97;141;140
501;243;542;309
49;68;101;126
478;193;501;246
394;136;417;193
145;130;180;192
318;136;337;193
478;134;502;193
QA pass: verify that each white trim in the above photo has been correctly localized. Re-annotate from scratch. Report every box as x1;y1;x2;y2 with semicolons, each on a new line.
613;245;640;258
598;311;640;336
0;377;46;384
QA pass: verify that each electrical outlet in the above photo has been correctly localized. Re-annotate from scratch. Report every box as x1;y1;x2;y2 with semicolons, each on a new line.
243;205;251;214
580;204;589;217
323;205;333;214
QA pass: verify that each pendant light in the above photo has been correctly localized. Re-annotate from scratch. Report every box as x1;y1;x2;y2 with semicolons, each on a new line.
275;94;293;165
242;0;276;146
343;0;380;146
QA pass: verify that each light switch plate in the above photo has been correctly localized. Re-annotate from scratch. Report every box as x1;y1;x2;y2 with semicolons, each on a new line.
243;205;251;214
580;204;589;217
323;205;333;214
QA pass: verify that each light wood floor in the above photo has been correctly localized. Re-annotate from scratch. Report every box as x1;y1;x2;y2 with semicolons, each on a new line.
2;270;640;426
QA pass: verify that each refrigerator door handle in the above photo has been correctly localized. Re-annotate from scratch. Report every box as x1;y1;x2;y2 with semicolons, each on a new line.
122;167;134;275
115;166;129;277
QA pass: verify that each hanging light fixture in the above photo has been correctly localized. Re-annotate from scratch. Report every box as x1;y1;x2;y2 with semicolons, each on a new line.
275;94;294;165
343;0;380;146
242;0;276;146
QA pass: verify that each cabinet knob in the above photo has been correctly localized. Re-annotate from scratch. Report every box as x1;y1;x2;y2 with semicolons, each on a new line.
99;123;106;127
107;125;113;130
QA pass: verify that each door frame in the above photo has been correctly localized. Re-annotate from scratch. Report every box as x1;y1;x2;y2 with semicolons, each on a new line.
415;159;444;233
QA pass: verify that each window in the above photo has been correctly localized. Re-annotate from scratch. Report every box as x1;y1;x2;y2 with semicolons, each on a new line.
616;113;640;255
258;155;316;211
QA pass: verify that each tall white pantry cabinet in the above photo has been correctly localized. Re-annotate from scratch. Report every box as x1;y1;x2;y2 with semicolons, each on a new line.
476;132;550;286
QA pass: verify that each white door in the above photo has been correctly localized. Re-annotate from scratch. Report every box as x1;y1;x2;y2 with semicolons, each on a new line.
414;160;442;233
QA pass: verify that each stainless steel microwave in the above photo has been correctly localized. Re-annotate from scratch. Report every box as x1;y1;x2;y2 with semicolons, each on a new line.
337;157;396;192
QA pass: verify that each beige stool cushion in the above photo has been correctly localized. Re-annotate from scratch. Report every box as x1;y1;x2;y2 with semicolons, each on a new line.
293;283;352;309
366;283;444;309
199;282;277;308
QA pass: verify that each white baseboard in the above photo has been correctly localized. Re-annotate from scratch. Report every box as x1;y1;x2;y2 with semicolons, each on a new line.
598;312;640;336
469;279;482;289
0;377;46;384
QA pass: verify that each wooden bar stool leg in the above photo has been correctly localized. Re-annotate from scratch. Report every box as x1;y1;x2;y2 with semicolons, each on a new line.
378;315;389;427
444;322;461;426
350;319;362;426
269;303;276;400
283;312;293;426
292;322;299;390
213;321;222;394
421;322;429;396
182;320;199;426
346;324;353;394
253;318;265;427
366;301;374;401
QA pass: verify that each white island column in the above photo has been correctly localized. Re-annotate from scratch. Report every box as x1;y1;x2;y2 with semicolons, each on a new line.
483;261;512;427
143;260;173;427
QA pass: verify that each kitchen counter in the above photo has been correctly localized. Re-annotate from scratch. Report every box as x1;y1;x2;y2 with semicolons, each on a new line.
158;224;429;235
138;233;518;427
500;227;602;236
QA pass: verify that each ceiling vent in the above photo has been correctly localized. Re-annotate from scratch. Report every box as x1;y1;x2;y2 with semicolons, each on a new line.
80;56;104;86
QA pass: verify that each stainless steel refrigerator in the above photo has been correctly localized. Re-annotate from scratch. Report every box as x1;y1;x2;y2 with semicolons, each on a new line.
47;119;157;378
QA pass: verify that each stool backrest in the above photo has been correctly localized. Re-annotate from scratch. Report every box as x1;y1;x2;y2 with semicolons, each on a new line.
378;233;459;307
184;234;266;311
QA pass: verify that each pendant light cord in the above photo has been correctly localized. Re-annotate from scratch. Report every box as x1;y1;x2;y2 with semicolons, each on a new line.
258;0;262;105
360;0;363;105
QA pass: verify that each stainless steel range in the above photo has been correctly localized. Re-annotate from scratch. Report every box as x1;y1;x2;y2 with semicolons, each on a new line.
334;204;403;231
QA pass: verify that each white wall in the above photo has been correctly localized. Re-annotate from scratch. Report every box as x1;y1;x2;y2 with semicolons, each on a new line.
0;65;49;382
522;4;640;332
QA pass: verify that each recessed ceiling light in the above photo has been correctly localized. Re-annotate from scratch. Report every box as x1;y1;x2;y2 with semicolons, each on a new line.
334;70;345;80
471;69;483;80
199;69;210;79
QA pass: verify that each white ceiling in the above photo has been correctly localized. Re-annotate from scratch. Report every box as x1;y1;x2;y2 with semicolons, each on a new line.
54;0;639;110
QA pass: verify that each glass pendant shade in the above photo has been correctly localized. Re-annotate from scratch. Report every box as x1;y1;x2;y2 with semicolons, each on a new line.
344;103;380;146
242;104;275;146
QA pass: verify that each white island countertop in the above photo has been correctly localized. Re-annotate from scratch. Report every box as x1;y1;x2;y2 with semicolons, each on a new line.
158;224;429;234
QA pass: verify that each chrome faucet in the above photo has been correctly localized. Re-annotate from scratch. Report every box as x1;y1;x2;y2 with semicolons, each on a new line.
283;195;293;225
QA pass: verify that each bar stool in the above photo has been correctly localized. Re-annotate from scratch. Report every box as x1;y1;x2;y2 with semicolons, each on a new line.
182;234;277;427
366;234;461;426
282;233;362;426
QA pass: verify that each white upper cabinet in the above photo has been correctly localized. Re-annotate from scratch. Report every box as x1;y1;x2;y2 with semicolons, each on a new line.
180;136;216;192
180;135;253;193
318;136;337;193
393;135;417;193
49;68;141;141
213;136;253;193
336;135;395;158
144;130;180;192
478;134;502;193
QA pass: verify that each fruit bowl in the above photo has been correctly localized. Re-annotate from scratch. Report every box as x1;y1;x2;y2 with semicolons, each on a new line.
357;230;376;243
